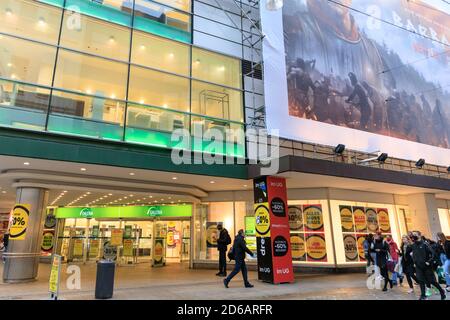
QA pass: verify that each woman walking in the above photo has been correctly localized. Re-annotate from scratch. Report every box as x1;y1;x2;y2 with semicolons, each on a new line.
372;231;393;291
399;235;419;294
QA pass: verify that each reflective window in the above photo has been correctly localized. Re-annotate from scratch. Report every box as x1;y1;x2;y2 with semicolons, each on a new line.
0;0;62;44
131;30;189;76
134;0;191;42
191;80;243;122
53;49;128;100
60;12;131;61
192;48;242;89
65;0;132;27
157;0;191;12
0;35;57;86
128;66;190;112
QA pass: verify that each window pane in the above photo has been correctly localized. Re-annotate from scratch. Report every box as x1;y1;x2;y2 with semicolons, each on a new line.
0;0;62;44
191;80;243;122
125;103;190;148
65;0;132;27
60;12;130;61
128;66;190;112
54;49;128;100
0;78;49;131
158;0;191;12
134;0;191;43
0;35;56;86
48;89;125;141
131;30;189;75
192;48;242;89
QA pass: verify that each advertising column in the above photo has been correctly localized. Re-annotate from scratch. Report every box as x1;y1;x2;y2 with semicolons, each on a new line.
254;176;294;284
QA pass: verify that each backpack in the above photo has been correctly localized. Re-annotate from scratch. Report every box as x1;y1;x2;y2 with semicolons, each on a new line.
225;231;232;246
227;247;235;261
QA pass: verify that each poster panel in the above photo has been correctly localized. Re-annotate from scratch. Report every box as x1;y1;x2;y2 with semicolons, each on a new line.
343;234;358;262
89;239;100;258
260;1;450;166
288;206;303;231
339;205;354;233
377;208;391;233
357;234;367;261
366;208;379;233
353;207;367;233
290;233;306;261
9;204;30;241
303;205;324;232
206;222;220;248
306;233;327;262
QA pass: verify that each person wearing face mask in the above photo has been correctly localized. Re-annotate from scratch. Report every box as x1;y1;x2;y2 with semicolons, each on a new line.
372;231;393;291
411;231;446;300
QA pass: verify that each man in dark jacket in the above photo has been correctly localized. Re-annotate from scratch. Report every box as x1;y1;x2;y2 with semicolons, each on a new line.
411;231;446;300
372;231;393;291
223;229;254;288
216;224;231;277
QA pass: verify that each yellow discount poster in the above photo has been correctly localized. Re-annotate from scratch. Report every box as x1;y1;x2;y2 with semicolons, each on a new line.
303;205;324;232
9;204;31;241
357;234;367;261
306;233;327;262
377;209;391;233
353;207;367;233
73;239;83;257
254;203;271;237
123;239;134;257
339;206;354;232
110;229;123;246
49;255;62;296
290;234;306;261
89;239;100;258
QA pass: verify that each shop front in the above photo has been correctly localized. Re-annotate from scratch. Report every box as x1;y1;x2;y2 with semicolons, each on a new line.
53;205;192;267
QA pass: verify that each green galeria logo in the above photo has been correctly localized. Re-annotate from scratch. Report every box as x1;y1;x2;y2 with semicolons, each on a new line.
80;208;94;218
147;206;162;217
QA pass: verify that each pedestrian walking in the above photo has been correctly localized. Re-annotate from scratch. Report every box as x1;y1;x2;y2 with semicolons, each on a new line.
363;233;375;274
437;232;450;292
411;231;446;300
386;235;400;285
399;235;419;294
372;231;393;291
216;224;231;277
223;229;255;288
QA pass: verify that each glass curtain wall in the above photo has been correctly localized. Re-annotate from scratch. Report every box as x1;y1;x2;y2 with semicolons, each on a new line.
0;0;244;157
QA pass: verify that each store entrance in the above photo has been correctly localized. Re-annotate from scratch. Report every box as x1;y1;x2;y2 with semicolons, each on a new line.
56;218;191;266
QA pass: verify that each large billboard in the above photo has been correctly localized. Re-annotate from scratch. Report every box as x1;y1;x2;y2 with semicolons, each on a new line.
261;0;450;165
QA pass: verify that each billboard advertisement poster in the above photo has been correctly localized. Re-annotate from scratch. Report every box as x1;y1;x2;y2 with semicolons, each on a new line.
357;234;367;261
123;239;134;257
73;239;83;257
366;208;379;233
303;205;324;232
9;204;30;241
260;1;450;165
110;229;123;246
153;238;164;267
41;231;54;252
288;206;303;231
353;207;367;233
343;234;358;262
89;239;100;258
206;222;221;248
306;233;327;262
340;205;354;233
290;233;306;261
377;208;391;233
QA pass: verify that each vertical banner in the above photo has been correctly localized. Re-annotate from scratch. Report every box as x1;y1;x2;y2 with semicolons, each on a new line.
49;255;62;300
254;176;294;284
89;239;100;258
110;229;123;246
123;239;134;257
153;238;164;267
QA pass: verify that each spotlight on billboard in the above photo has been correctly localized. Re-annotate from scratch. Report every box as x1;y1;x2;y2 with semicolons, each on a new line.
334;144;346;155
266;0;283;11
415;158;425;169
377;153;388;163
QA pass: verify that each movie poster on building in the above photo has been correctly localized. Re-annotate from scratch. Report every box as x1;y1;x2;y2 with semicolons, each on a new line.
306;233;327;262
377;208;391;233
261;0;450;167
339;206;354;233
366;208;379;233
303;205;324;232
343;234;358;262
356;234;367;261
288;206;303;231
206;222;221;248
353;207;367;233
290;233;306;261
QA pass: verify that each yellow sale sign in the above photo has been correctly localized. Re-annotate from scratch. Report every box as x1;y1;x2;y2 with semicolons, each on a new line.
10;204;31;241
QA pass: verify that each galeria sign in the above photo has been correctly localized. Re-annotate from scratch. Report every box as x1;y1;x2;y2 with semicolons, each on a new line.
254;176;294;284
10;204;31;241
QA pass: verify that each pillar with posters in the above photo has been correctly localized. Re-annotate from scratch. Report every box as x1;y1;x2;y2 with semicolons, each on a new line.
254;176;294;284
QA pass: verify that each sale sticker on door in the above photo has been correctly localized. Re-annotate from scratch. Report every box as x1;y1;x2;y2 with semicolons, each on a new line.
10;204;31;240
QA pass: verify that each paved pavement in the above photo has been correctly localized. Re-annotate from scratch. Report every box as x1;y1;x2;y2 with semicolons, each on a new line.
0;262;448;300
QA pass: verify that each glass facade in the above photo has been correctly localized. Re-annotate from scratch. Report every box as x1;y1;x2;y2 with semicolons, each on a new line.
0;0;244;157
